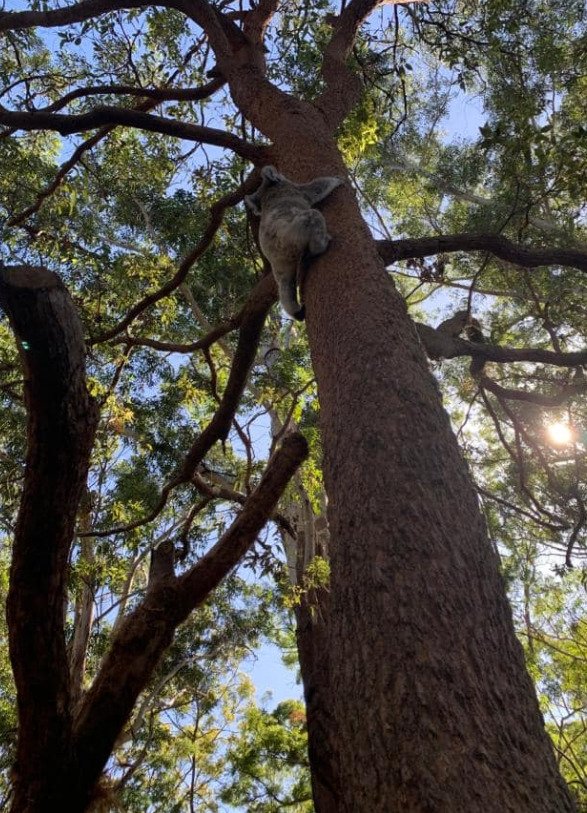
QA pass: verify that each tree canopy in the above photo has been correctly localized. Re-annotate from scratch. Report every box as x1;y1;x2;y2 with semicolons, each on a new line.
0;0;586;810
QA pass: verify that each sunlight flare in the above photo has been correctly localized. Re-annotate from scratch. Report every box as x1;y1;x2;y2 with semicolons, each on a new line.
546;422;574;446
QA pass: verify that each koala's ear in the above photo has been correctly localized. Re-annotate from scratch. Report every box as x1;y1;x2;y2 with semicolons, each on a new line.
261;165;283;184
300;176;344;205
245;193;262;216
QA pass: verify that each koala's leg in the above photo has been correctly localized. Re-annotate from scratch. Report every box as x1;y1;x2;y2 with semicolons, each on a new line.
273;261;305;321
305;210;330;256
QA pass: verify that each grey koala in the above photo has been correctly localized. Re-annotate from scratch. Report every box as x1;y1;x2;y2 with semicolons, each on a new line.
245;166;343;320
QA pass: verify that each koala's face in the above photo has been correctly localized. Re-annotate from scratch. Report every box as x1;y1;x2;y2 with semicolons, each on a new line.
245;165;343;216
245;169;303;216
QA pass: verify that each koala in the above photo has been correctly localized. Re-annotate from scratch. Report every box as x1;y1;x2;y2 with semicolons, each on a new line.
437;308;487;377
245;165;343;320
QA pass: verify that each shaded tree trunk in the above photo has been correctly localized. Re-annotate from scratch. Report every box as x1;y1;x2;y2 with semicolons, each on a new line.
279;472;339;811
295;589;339;811
0;267;99;810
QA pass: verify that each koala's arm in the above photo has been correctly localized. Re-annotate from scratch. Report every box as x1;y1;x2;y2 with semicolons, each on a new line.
298;176;344;205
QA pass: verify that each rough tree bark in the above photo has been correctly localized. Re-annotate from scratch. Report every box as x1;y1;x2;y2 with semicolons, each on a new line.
302;176;574;812
223;40;576;813
0;267;100;809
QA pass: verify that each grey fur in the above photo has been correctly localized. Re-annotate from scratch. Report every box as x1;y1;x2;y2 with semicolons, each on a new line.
245;166;343;320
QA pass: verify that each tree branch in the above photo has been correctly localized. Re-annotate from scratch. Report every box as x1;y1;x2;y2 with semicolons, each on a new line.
242;0;279;44
90;173;262;344
415;322;587;368
0;103;264;162
479;376;587;407
173;272;276;483
0;0;179;31
116;319;240;354
317;0;382;126
72;432;308;807
87;272;278;538
377;233;587;274
38;78;225;113
0;265;99;805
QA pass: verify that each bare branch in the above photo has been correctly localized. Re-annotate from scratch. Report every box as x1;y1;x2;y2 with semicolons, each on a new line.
192;471;295;537
377;234;587;274
479;376;587;407
0;0;179;32
0;103;264;162
90;173;262;344
415;322;587;368
117;320;240;354
476;486;569;533
38;78;225;112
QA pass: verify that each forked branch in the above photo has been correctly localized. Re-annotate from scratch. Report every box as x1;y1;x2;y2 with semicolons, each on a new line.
72;432;308;807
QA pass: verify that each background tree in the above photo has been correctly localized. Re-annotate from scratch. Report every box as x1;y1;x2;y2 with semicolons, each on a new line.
0;0;585;811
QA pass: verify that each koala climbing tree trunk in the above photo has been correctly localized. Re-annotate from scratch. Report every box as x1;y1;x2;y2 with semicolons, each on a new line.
227;69;575;813
245;166;343;320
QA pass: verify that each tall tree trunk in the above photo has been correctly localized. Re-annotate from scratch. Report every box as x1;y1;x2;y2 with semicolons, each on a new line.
267;131;575;811
0;267;99;811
